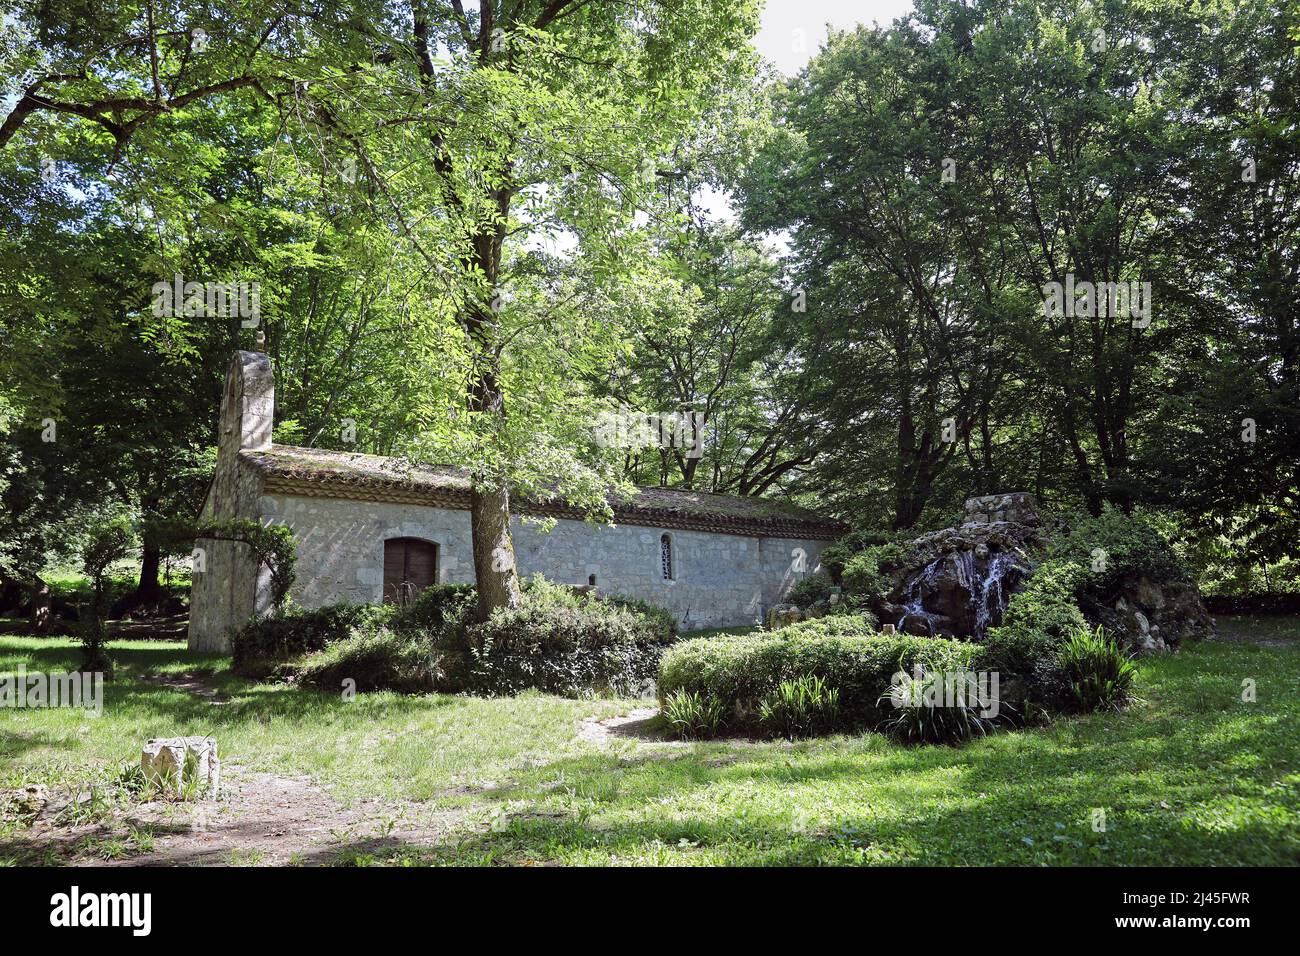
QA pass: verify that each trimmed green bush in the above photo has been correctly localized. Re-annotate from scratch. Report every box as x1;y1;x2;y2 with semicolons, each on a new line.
658;617;978;734
296;627;435;694
232;602;395;678
440;577;673;697
1056;625;1137;711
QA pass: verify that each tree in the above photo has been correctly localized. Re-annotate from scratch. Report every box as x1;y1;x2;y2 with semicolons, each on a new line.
273;1;761;616
3;1;762;619
77;516;133;675
742;18;1021;528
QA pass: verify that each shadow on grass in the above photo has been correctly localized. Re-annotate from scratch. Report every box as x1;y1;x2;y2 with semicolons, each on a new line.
405;642;1300;866
4;634;1296;866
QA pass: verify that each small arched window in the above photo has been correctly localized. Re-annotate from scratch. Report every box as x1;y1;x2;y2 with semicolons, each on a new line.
660;533;674;581
383;537;438;605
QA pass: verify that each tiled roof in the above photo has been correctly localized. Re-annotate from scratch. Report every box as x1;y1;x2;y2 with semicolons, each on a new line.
239;445;843;540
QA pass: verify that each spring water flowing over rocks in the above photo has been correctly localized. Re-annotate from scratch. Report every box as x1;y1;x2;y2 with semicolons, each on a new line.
877;493;1212;650
883;494;1044;638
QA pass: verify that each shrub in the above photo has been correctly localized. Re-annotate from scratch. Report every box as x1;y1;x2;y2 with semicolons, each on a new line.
662;690;725;740
974;557;1096;715
444;577;673;697
1056;625;1137;711
995;559;1089;640
878;669;998;744
786;571;835;608
296;627;435;694
603;593;677;642
818;529;895;581
758;675;841;739
658;617;978;734
822;599;880;629
841;542;909;607
1046;505;1189;592
232;602;394;677
390;583;478;635
238;579;676;697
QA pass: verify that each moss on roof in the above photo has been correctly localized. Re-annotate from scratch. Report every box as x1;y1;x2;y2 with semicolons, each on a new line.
241;445;842;538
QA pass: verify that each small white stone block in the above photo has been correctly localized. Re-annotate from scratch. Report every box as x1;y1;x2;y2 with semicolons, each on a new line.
141;736;220;798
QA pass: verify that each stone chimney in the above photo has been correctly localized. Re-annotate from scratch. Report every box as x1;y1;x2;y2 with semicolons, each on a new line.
219;350;274;454
189;350;275;653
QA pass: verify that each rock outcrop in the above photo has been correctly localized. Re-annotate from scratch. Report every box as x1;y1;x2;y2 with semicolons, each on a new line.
878;492;1212;651
883;495;1044;637
765;604;803;630
1082;577;1215;652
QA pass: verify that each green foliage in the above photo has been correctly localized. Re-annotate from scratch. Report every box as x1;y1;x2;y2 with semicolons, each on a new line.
821;600;880;628
658;618;978;735
296;628;435;695
995;559;1089;641
77;516;135;675
662;690;725;740
195;519;297;613
1046;506;1190;594
977;510;1187;707
841;542;909;607
786;571;835;608
878;670;997;745
1056;626;1138;712
977;559;1090;713
820;533;901;582
232;603;394;679
390;584;479;636
602;593;677;643
232;576;675;697
452;579;671;697
758;675;841;739
983;509;1187;658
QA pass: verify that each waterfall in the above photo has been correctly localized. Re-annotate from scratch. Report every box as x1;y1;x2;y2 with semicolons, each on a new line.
897;547;1021;637
974;550;1019;633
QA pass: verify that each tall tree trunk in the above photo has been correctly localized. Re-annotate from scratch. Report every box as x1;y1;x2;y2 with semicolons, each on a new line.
131;529;163;608
28;577;51;633
465;290;522;619
470;482;522;621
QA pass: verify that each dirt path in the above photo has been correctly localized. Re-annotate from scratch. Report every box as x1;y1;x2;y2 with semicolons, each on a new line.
577;702;660;749
1;669;478;866
140;671;230;704
1209;615;1300;649
99;767;465;866
3;766;469;866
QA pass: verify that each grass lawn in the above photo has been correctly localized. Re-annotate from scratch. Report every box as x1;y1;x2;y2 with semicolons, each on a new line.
2;618;1298;866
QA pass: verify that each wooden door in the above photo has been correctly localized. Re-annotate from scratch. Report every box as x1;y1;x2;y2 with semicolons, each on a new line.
383;538;438;605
